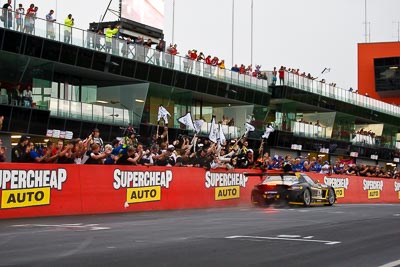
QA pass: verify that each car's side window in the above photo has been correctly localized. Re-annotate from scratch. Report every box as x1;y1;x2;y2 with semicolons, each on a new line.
301;175;317;186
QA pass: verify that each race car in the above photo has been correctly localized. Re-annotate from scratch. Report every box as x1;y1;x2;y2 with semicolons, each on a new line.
249;172;336;207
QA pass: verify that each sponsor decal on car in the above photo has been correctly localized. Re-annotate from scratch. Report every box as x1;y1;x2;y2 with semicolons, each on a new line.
205;171;248;200
113;169;172;204
363;179;383;199
0;169;67;209
394;181;400;200
323;177;349;198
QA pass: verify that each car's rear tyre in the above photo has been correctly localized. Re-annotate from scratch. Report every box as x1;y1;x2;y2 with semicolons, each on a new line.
251;193;263;207
327;188;335;206
302;189;311;207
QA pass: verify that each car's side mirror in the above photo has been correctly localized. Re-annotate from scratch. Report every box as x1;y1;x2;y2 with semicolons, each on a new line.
314;179;320;184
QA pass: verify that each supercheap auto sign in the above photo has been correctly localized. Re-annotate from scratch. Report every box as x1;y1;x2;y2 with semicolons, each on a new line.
324;177;349;198
205;171;248;200
0;169;67;209
113;169;173;204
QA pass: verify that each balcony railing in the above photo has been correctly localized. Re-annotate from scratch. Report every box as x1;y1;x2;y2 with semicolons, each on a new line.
0;11;269;92
49;98;131;125
264;71;400;117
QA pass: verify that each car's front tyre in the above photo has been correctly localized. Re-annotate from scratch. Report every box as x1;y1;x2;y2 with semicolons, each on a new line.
302;189;311;207
327;188;335;206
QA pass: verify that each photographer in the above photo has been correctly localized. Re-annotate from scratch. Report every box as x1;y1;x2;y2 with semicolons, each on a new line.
64;14;74;43
46;9;56;39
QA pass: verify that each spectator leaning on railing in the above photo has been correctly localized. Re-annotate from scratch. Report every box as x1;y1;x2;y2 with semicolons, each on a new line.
1;0;12;29
15;3;24;31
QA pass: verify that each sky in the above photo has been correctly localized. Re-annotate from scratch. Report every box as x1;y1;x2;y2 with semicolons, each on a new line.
16;0;400;91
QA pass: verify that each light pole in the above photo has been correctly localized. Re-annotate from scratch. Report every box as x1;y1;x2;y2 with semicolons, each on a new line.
231;0;235;67
251;0;254;67
172;0;175;45
364;0;367;42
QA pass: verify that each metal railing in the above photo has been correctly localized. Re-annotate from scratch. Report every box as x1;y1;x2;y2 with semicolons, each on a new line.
0;10;269;92
264;71;400;117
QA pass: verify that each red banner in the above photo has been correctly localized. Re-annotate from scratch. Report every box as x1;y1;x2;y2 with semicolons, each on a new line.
0;164;399;219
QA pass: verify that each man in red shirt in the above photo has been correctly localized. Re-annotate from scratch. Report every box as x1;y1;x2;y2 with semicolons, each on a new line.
278;66;285;85
205;55;212;65
190;49;197;60
204;55;212;77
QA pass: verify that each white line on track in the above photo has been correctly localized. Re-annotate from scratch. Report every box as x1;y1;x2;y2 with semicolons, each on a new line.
225;235;341;245
377;259;400;267
11;223;110;231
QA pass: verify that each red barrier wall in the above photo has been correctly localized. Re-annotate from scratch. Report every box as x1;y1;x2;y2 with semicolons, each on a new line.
0;164;399;219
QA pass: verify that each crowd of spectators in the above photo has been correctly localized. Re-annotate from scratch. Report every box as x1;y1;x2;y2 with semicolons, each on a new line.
9;125;399;179
230;64;264;78
272;66;345;89
355;128;376;138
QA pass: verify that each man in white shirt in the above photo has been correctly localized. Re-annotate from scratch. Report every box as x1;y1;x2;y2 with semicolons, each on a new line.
320;161;331;174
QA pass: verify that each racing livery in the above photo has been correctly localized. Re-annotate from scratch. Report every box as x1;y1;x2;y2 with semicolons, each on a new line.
248;172;336;207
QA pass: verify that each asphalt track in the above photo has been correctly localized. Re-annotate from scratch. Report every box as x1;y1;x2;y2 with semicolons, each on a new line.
0;204;399;267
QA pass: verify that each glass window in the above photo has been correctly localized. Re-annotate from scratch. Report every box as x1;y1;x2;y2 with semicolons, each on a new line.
51;82;58;98
82;85;97;103
82;103;93;121
70;101;82;119
93;105;103;121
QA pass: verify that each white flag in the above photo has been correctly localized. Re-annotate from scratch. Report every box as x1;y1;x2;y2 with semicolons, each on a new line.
177;112;195;130
193;119;204;134
262;125;275;139
244;122;255;135
208;117;218;143
218;124;226;145
157;105;171;124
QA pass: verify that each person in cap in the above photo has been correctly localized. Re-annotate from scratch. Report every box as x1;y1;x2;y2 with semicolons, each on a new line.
11;135;29;162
